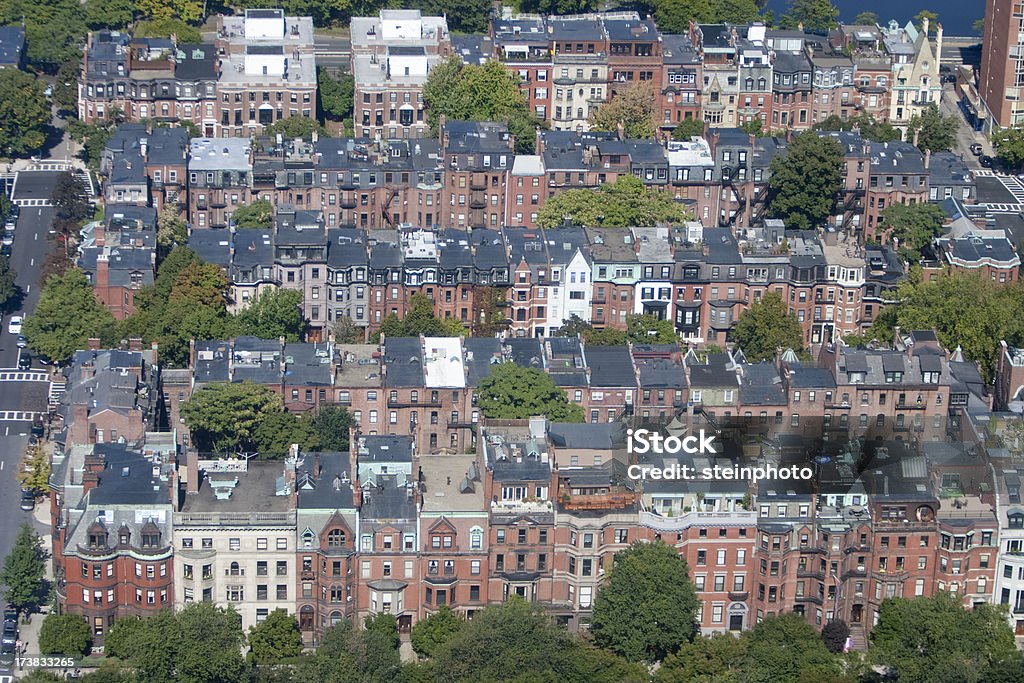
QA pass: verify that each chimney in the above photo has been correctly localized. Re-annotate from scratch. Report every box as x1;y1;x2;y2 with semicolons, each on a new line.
921;16;929;37
924;148;931;169
95;223;106;248
315;453;321;477
912;128;920;148
96;253;109;293
88;337;102;351
438;114;447;146
186;449;200;495
616;121;625;141
129;337;142;352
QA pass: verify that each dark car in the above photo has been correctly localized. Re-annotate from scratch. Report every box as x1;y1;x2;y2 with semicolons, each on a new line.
31;416;44;437
19;489;35;512
17;354;30;370
0;641;14;666
1;621;15;646
980;155;994;168
0;244;10;258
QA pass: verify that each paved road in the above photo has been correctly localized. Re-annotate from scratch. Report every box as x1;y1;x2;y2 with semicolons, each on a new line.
941;83;989;168
0;195;59;606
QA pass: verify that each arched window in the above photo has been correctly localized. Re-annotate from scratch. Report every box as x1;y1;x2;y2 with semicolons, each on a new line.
229;561;241;576
330;611;342;625
328;529;346;547
470;526;483;551
299;605;314;630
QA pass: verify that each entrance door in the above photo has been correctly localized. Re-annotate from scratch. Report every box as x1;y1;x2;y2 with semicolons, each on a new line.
729;614;743;631
851;604;863;624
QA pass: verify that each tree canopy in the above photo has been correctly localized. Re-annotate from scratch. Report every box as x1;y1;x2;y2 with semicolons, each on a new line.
291;615;402;683
0;0;85;70
741;612;842;683
375;292;466;341
410;605;466;659
476;362;585;422
181;381;302;455
134;18;203;43
878;202;946;264
39;614;91;656
0;254;18;312
537;174;690;229
655;632;749;683
869;272;1024;382
672;117;706;141
232;198;274;229
555;314;678;346
732;292;805;361
767;132;844;230
0;69;51;158
813;113;901;143
992;126;1024;171
591;540;699;663
779;0;840;32
0;524;46;614
590;81;657;139
234;288;306;341
318;67;355;129
423;57;544;154
654;0;761;34
248;609;304;664
309;405;356;452
23;268;118;363
263;116;328;140
908;104;958;153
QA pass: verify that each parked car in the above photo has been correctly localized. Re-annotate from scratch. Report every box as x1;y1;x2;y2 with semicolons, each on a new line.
7;316;21;335
19;490;35;512
980;155;994;168
16;335;26;348
31;416;44;437
0;641;14;666
0;244;10;258
3;220;14;232
1;619;15;646
18;353;30;370
970;144;984;156
1;234;11;246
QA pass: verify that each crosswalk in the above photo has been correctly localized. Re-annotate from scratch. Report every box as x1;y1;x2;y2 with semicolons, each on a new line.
49;380;66;408
0;410;41;421
0;370;50;382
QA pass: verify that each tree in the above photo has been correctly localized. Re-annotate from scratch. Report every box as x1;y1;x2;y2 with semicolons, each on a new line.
234;288;306;341
655;633;748;683
779;0;839;32
318;67;354;123
813;113;901;143
591;540;699;663
654;0;711;34
878;202;946;264
0;69;51;158
331;315;363;343
741;612;841;682
66;119;115;169
423;57;544;154
992;127;1024;171
23;268;117;363
17;442;51;496
625;314;677;344
309;406;355;452
157;206;188;257
375;292;466;341
427;599;644;683
0;0;85;71
419;0;490;33
821;619;850;654
181;381;286;453
914;10;939;34
908;104;958;153
134;18;203;43
518;0;598;16
410;605;465;659
85;0;135;29
0;254;18;312
767;132;844;230
0;524;46;614
52;172;92;223
712;0;761;24
476;362;585;422
262;116;328;140
293;616;402;683
853;10;878;24
868;273;1024;382
553;314;594;339
251;409;318;459
248;609;303;664
53;60;81;114
590;81;657;139
232;198;274;229
870;592;1020;683
732;293;804;361
39;614;91;656
538;174;689;229
672;117;705;141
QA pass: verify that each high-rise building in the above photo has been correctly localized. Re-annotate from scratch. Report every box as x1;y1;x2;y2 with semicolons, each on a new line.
980;0;1024;128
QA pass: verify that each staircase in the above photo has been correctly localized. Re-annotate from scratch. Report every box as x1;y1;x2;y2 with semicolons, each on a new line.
848;625;868;651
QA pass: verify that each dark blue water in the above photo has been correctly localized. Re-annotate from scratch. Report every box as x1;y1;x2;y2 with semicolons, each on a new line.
765;0;983;37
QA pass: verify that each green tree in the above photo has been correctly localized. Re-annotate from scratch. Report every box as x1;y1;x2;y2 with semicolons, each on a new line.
410;605;465;659
134;18;203;43
813;113;901;142
0;0;85;70
427;599;645;683
66;119;115;169
233;288;306;341
17;442;51;495
853;10;878;24
992;126;1024;171
23;268;117;363
518;0;598;16
878;202;946;264
423;57;544;154
181;381;285;453
625;314;678;344
331;314;363;343
914;9;939;34
654;0;712;34
732;292;804;361
0;254;18;312
767;131;844;230
538;174;689;229
248;609;303;664
591;540;699;663
741;612;841;682
590;81;657;139
318;67;354;123
419;0;490;32
870;592;1019;683
263;116;328;140
39;614;91;656
157;206;188;257
85;0;135;29
553;314;594;339
672;117;706;140
309;405;355;452
712;0;761;24
908;104;958;152
0;524;46;614
868;273;1024;382
251;409;318;459
293;616;402;683
53;60;81;114
159;260;231;366
375;292;466;341
52;171;92;223
232;198;274;229
0;69;51;158
779;0;839;31
476;362;585;422
821;619;849;654
655;633;748;683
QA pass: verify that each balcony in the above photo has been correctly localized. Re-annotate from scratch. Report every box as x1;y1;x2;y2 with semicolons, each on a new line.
639;510;756;532
797;569;825;580
469;194;487;209
728;590;749;601
557;485;639;512
210;199;227;209
469;177;487;191
341;197;357;209
795;595;824;605
896;402;926;410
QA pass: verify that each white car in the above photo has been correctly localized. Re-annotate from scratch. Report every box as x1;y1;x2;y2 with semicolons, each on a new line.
8;316;22;335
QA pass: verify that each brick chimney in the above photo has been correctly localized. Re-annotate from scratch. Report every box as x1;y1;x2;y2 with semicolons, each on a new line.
185;449;200;495
128;337;143;352
87;337;102;351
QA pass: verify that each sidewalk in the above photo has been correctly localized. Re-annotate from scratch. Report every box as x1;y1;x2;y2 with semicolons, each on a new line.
13;498;56;667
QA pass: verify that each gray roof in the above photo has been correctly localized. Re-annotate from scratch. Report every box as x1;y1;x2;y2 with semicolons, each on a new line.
0;26;25;65
358;435;414;463
548;422;625;450
382;338;424;387
739;362;786;406
182;461;293;513
585;346;636;388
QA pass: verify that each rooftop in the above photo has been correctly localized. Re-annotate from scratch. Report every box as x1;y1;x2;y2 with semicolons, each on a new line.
418;454;486;513
181;460;293;514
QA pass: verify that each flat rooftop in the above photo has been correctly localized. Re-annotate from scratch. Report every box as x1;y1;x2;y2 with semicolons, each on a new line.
181;461;292;514
422;337;466;388
419;454;486;513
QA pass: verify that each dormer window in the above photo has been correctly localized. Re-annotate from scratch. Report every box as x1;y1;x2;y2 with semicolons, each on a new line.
884;371;903;384
142;533;159;548
849;372;865;384
922;371;940;384
88;533;107;548
327;529;346;547
1009;512;1024;529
